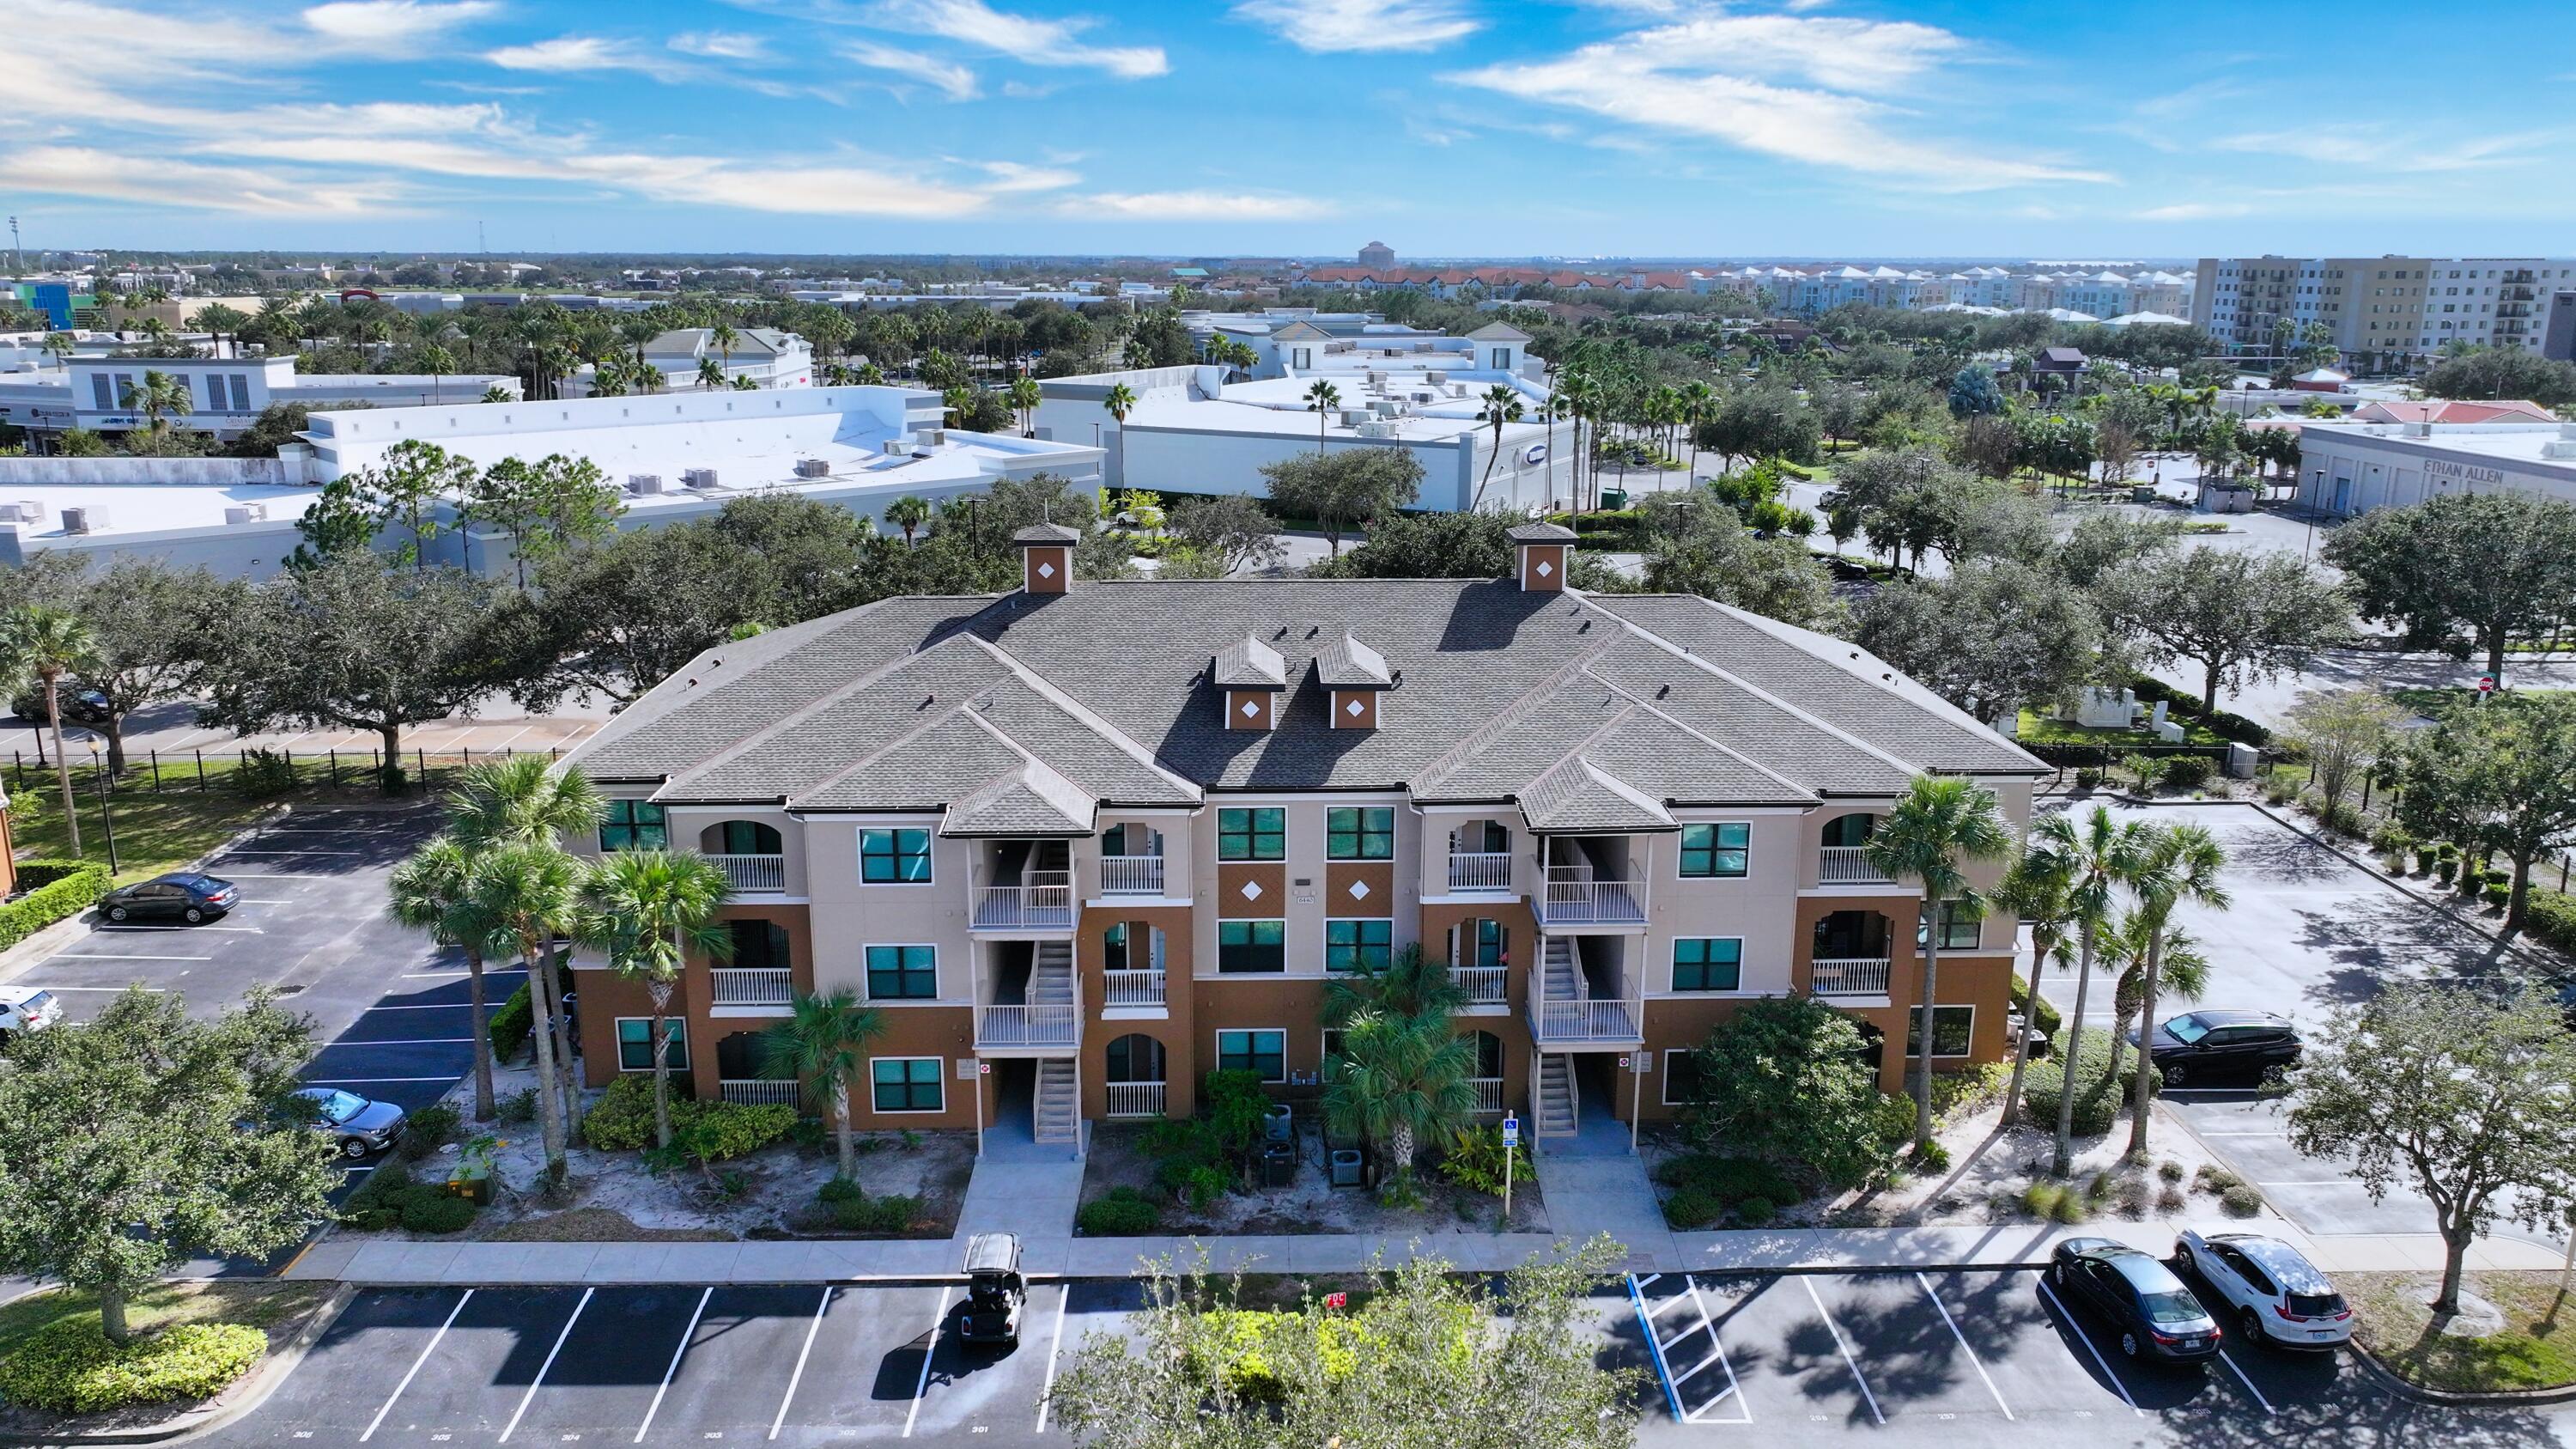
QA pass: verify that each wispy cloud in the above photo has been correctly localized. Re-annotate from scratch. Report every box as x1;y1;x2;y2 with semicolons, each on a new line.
301;0;496;44
2211;127;2564;173
486;35;696;83
1064;190;1326;219
858;0;1166;78
671;30;770;61
1231;0;1480;54
842;40;980;100
0;144;403;214
2134;201;2252;222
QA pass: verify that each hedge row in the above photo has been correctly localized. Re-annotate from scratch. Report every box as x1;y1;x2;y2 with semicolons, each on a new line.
0;1317;264;1414
2128;676;2273;747
2522;887;2576;959
0;861;109;953
486;981;533;1061
580;1073;797;1159
2025;742;2231;769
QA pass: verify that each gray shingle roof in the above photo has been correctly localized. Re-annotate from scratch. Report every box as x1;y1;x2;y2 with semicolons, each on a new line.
1211;634;1287;688
1014;522;1083;546
1313;632;1392;689
1507;522;1577;543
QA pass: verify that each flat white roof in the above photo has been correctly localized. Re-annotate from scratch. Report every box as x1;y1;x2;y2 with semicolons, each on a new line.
2302;421;2576;473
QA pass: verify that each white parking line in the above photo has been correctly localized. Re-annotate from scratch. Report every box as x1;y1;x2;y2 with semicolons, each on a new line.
319;1038;477;1048
361;1289;472;1442
213;873;335;880
499;1286;591;1442
49;953;212;961
1035;1286;1069;1433
2035;1277;2143;1418
31;985;168;991
1914;1273;2013;1422
771;1288;831;1441
902;1287;952;1439
1682;1276;1747;1423
1800;1277;1883;1426
307;1076;459;1085
96;924;264;933
222;849;365;856
402;969;528;979
2217;1349;2275;1416
360;1003;474;1013
634;1286;712;1442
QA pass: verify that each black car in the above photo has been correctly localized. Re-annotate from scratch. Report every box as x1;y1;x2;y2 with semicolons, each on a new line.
9;681;110;727
2050;1238;2222;1362
100;873;240;924
2133;1008;2302;1086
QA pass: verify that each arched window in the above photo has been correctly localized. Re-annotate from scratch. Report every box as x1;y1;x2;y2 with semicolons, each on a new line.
1469;1030;1504;1080
703;820;783;855
1106;1033;1166;1084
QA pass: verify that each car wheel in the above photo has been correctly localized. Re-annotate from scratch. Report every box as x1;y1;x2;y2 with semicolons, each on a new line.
2164;1062;2188;1087
2120;1330;2141;1358
2239;1307;2265;1343
341;1137;371;1160
183;907;204;924
108;904;129;922
2050;1263;2066;1287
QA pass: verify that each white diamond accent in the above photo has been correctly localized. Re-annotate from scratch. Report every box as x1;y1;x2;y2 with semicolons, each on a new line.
1345;698;1364;716
1349;880;1370;900
1036;561;1056;579
1240;699;1260;717
1241;880;1263;901
1535;558;1554;578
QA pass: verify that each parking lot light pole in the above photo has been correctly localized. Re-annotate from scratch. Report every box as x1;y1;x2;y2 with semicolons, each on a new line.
91;748;119;874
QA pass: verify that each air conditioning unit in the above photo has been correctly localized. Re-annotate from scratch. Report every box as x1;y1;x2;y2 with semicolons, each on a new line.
682;467;720;490
60;505;104;534
1339;409;1369;427
1370;399;1399;417
1425;369;1447;386
926;429;946;447
222;503;269;526
794;459;830;478
882;439;911;458
626;473;665;495
0;500;40;524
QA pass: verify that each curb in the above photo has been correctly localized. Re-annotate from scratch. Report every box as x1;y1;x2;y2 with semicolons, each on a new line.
0;1283;354;1447
2236;797;2561;972
2344;1335;2576;1409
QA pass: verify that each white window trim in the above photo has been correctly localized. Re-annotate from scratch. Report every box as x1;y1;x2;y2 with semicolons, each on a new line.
613;1016;688;1074
866;1055;947;1115
1215;1026;1288;1084
1676;820;1753;880
1662;1053;1699;1106
1669;935;1747;993
858;828;936;887
860;941;940;1002
1322;916;1395;973
1216;917;1289;974
1906;1004;1977;1060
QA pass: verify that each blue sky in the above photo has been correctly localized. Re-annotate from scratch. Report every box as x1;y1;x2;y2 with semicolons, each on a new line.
8;0;2574;259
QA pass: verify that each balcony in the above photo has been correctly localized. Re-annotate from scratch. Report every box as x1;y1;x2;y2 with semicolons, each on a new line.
1453;965;1509;1006
1811;956;1893;997
1446;851;1513;893
1471;1077;1504;1115
1105;1081;1166;1117
972;871;1076;933
708;967;793;1009
1817;846;1893;886
719;1079;799;1106
975;1003;1079;1050
1103;968;1165;1009
1538;866;1646;928
708;853;786;893
1530;996;1643;1044
1099;856;1166;897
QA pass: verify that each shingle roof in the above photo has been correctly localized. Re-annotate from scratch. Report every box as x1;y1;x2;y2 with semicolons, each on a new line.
942;757;1096;837
1313;632;1392;689
1507;522;1577;543
1212;634;1288;688
1014;522;1082;545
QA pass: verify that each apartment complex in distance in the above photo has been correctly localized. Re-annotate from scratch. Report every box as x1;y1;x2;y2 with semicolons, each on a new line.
2192;255;2576;367
557;526;2046;1154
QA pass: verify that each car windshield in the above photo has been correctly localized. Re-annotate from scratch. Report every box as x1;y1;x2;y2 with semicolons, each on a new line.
2287;1292;2345;1317
311;1091;365;1123
2139;1288;2206;1324
2164;1014;2211;1044
22;991;54;1013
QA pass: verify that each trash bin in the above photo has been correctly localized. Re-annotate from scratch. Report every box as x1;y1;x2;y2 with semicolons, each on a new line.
1329;1148;1365;1188
1601;489;1629;510
1262;1142;1297;1188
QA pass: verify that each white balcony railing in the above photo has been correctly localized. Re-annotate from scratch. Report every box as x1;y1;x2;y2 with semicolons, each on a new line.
708;966;793;1008
1818;847;1891;886
1811;956;1893;996
1099;856;1166;896
1453;966;1508;1004
706;853;786;892
1534;997;1642;1042
1471;1078;1504;1114
975;1003;1079;1049
719;1079;799;1106
1540;867;1646;926
1106;1081;1167;1117
1103;969;1165;1008
1447;851;1513;892
973;871;1075;931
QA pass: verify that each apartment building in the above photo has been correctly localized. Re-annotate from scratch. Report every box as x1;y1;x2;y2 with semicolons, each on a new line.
2194;255;2576;367
557;526;2047;1152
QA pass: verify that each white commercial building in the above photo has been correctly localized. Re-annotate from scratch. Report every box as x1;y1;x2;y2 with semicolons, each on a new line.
562;327;814;395
2294;418;2576;517
0;350;518;440
0;386;1100;581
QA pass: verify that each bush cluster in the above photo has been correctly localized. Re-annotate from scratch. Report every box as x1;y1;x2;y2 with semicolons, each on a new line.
2522;887;2576;955
231;747;298;799
1076;1185;1161;1236
825;1190;922;1234
486;982;533;1062
2009;972;2063;1040
580;1074;792;1160
1656;1154;1801;1228
2129;675;2271;746
2020;1034;2154;1137
341;1161;481;1233
2159;755;2213;792
0;1318;266;1413
398;1104;460;1162
0;861;108;952
1433;1123;1534;1199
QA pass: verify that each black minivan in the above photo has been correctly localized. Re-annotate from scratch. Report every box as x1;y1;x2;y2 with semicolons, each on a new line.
2136;1009;2303;1086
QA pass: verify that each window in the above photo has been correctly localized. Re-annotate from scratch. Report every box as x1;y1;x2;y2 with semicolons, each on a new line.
865;945;936;1000
1217;1029;1285;1081
1321;1027;1346;1062
1324;918;1392;972
202;374;227;411
714;820;781;855
1467;918;1508;969
89;373;112;410
860;828;932;883
1327;807;1393;860
1663;1049;1704;1105
1218;808;1284;861
1936;899;1983;949
728;919;790;972
1458;820;1509;853
1679;822;1750;878
1905;1005;1975;1058
1106;1033;1164;1083
1218;919;1285;973
871;1057;944;1112
229;374;251;411
599;799;667;851
1672;937;1742;991
616;1019;688;1072
1103;922;1129;971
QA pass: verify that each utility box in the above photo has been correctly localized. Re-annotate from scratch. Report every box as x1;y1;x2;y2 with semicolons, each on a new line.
1329;1148;1364;1188
1261;1142;1296;1188
2225;741;2259;779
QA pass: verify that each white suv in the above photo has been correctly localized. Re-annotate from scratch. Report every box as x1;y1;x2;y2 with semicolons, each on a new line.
0;987;64;1039
2172;1230;2353;1349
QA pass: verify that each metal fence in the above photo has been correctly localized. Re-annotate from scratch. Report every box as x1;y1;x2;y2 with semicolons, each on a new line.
6;744;568;801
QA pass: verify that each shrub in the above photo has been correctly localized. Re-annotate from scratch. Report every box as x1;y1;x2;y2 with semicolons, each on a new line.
487;982;533;1062
818;1175;864;1204
2020;1033;2154;1138
2434;857;2458;887
2072;768;2104;791
2437;842;2462;862
2484;883;2512;910
1662;1187;1721;1229
340;1160;414;1230
2156;1160;2185;1184
2221;1184;2264;1217
0;1317;266;1413
2009;973;2062;1039
2372;825;2415;859
2415;844;2439;874
1910;1141;1951;1173
497;1087;538;1124
399;1189;477;1233
2119;752;2164;794
1435;1124;1534;1198
232;747;297;799
2020;1180;2087;1223
2160;756;2213;792
400;1104;460;1160
2522;887;2576;955
580;1075;662;1150
1656;1153;1801;1211
0;861;109;952
1732;1196;1777;1227
829;1193;921;1233
1078;1186;1162;1235
2194;1164;2243;1195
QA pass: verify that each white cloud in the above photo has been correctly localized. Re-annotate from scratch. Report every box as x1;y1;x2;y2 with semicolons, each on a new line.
2211;127;2561;174
864;0;1166;78
975;159;1079;192
1231;0;1479;53
486;35;693;82
2134;202;2253;222
0;145;403;215
301;0;497;44
842;40;980;100
670;30;770;60
1065;190;1326;219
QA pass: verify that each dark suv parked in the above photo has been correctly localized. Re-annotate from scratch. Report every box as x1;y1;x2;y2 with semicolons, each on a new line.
2136;1009;2303;1086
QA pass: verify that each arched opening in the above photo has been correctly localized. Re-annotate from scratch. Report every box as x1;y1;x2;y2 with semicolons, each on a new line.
1820;813;1875;848
702;820;783;855
1105;1032;1168;1117
1810;910;1894;997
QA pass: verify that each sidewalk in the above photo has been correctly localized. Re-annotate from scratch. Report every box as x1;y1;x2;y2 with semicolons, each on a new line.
282;1217;2567;1287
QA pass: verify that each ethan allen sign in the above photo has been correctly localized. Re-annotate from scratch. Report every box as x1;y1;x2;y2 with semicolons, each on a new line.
2425;458;2505;485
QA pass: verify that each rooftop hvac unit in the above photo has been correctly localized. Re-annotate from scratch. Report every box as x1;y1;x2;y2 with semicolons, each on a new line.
1412;392;1435;405
794;459;830;478
1370;399;1399;417
1448;383;1467;399
626;473;665;495
1425;369;1447;386
926;429;947;447
1339;409;1369;427
682;467;720;490
60;505;104;534
882;438;911;458
1365;369;1386;385
222;503;269;526
0;500;40;524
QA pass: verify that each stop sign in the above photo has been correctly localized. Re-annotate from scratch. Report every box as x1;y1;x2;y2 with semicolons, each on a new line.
2478;676;2497;694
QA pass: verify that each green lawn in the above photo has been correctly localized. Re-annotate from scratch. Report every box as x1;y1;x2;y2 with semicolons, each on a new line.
6;759;276;881
0;1280;327;1362
2344;1270;2576;1394
2014;710;2230;748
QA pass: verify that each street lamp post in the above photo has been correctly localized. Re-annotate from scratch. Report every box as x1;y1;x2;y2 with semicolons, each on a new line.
91;748;119;875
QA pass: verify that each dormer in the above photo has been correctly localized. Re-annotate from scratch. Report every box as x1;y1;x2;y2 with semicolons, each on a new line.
1272;320;1329;374
1013;521;1079;595
1507;521;1576;593
1314;631;1392;729
1212;634;1286;731
1467;321;1529;374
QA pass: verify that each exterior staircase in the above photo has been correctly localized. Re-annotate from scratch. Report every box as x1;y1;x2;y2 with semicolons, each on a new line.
1534;1053;1577;1138
1034;1058;1079;1145
1542;935;1586;1002
1030;941;1075;1007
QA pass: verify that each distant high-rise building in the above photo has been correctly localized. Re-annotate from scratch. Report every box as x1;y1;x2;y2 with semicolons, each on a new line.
2193;254;2576;368
1357;240;1396;270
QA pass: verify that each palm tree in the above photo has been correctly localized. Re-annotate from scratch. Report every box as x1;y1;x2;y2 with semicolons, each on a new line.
1303;380;1341;454
581;849;734;1151
1005;376;1041;436
1321;1009;1478;1194
447;757;606;1133
1990;847;2078;1128
118;369;191;436
419;343;456;405
2122;824;2229;1154
1681;380;1716;480
3;606;98;856
388;834;509;1120
759;989;885;1182
2104;913;2212;1101
2025;806;2151;1176
1557;369;1600;512
1531;393;1564;508
470;843;585;1182
1321;942;1464;1027
1863;776;2013;1157
709;321;738;374
696;356;726;392
1472;384;1524;511
941;386;975;428
39;332;75;366
480;384;513;404
1102;381;1137;435
883;495;931;547
855;362;886;387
